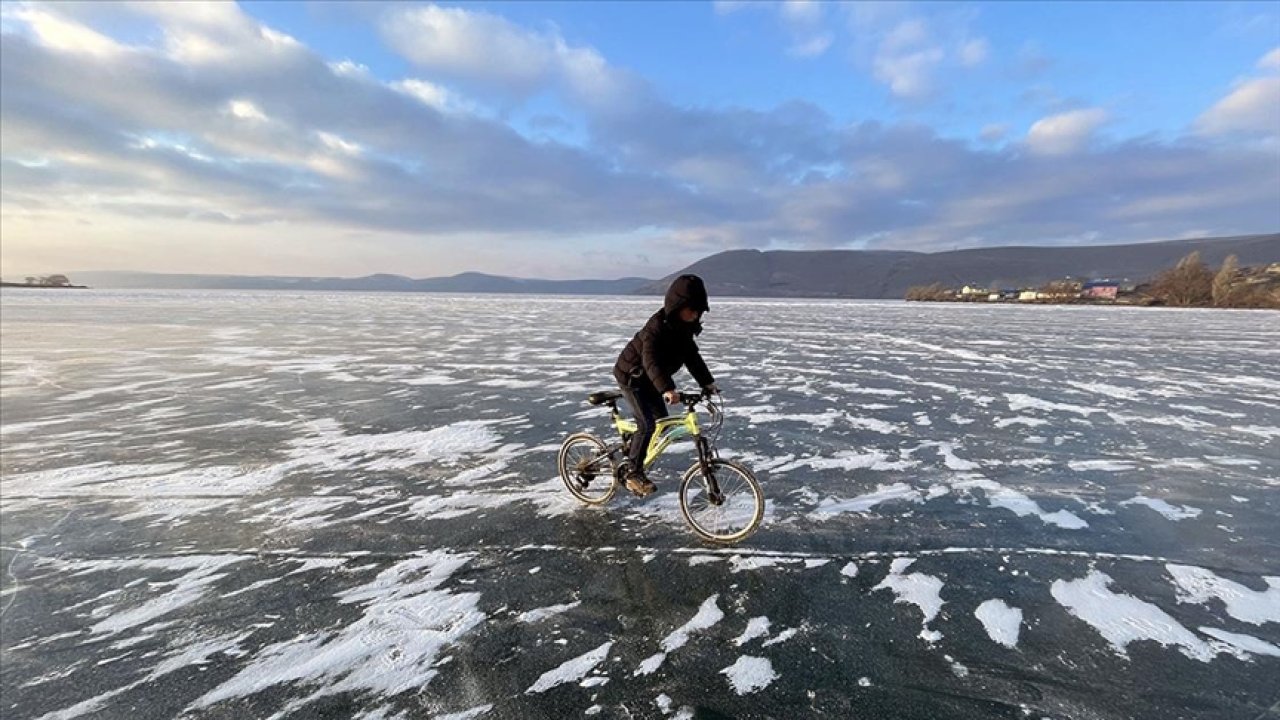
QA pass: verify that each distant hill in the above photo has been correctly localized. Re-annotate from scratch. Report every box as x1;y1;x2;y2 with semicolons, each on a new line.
58;233;1280;300
68;271;651;295
636;233;1280;299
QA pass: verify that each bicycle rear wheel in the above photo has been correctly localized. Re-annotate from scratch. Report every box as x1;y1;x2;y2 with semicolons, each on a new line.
678;458;763;543
558;433;617;505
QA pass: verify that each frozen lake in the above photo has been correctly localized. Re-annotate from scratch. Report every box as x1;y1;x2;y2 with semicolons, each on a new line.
2;290;1278;720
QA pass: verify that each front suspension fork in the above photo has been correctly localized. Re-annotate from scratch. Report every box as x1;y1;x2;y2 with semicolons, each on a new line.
696;436;724;504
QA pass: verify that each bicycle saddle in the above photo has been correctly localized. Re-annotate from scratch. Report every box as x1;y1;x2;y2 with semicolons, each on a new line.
587;391;623;405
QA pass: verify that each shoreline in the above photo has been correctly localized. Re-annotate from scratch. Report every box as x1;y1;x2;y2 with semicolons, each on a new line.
0;283;90;289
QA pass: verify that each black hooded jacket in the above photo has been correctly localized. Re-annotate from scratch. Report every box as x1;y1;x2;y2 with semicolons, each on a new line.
613;274;715;393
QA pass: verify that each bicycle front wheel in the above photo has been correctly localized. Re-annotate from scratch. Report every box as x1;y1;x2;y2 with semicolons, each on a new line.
678;458;764;544
558;433;617;505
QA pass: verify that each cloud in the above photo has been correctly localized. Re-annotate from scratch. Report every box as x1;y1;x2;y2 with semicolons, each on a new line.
9;5;126;57
853;11;988;101
788;34;833;58
2;2;1277;279
1025;108;1110;155
377;4;634;108
780;0;823;26
980;124;1009;143
959;38;989;67
1196;76;1280;137
1259;47;1280;70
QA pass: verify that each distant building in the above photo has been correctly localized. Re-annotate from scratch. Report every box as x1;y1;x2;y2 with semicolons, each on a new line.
1019;290;1038;301
1082;280;1119;299
960;285;987;296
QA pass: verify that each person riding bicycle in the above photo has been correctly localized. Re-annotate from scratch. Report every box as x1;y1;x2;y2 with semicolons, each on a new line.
613;274;719;497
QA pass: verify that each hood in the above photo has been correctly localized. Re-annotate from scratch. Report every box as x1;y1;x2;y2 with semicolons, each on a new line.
663;274;710;316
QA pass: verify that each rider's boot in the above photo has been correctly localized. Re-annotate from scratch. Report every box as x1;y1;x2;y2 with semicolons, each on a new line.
624;467;656;497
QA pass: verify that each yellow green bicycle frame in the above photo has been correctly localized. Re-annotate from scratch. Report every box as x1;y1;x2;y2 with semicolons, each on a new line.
613;409;700;469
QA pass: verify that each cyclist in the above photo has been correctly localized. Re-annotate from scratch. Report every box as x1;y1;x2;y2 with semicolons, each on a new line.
613;274;719;497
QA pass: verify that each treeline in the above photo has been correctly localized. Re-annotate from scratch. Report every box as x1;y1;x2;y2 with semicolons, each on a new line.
905;252;1279;308
1149;252;1278;308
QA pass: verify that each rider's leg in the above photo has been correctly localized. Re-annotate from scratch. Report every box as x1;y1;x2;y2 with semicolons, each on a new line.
619;381;666;491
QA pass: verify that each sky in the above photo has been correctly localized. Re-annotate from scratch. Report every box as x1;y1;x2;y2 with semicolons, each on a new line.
1;1;1278;281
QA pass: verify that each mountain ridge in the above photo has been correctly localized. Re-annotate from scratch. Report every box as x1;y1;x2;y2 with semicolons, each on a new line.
34;233;1280;298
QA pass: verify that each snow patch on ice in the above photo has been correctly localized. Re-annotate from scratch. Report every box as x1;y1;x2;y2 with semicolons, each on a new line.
774;450;917;474
1069;460;1136;472
1166;565;1280;625
662;595;724;652
1006;393;1102;417
1198;627;1280;658
1121;497;1202;521
433;705;492;720
526;641;613;693
951;477;1088;529
636;594;724;675
994;417;1050;429
734;617;771;646
1051;570;1221;661
874;558;946;644
808;483;923;520
518;601;581;624
190;551;484;710
720;655;778;695
974;599;1022;648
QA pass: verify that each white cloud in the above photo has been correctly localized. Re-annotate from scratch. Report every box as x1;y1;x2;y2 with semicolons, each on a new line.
392;79;454;112
780;0;824;26
1260;47;1280;71
875;45;945;99
378;4;635;111
980;124;1008;143
11;6;126;57
380;5;552;95
329;60;370;79
959;38;989;67
712;1;751;16
316;131;362;157
788;34;833;58
227;100;268;122
1025;108;1109;155
1196;76;1280;137
859;15;984;100
2;3;1277;280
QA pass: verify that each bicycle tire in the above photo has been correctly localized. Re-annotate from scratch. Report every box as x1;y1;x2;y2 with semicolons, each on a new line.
678;458;763;543
558;433;617;505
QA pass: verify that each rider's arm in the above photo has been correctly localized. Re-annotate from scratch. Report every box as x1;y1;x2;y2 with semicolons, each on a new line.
641;325;676;392
686;339;715;389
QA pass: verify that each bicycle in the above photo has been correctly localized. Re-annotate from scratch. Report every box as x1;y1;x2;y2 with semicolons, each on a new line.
557;389;764;544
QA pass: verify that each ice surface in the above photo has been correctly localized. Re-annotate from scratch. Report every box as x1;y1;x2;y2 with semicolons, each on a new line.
4;292;1278;719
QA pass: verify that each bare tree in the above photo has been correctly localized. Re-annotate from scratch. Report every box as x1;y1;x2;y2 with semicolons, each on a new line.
1151;251;1213;306
1212;254;1238;307
1038;279;1079;298
906;283;954;301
